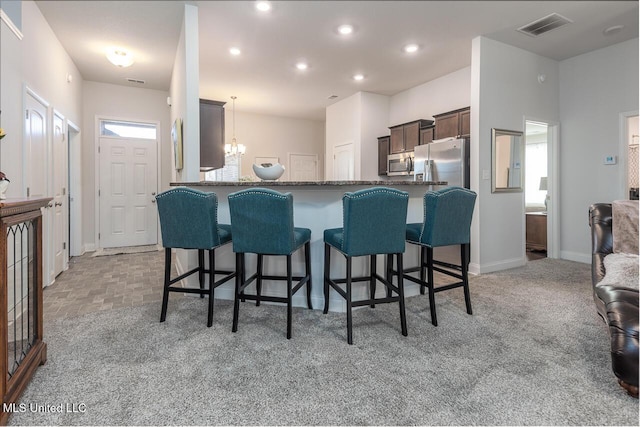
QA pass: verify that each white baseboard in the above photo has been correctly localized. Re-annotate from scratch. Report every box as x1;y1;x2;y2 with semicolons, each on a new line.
84;243;96;253
475;257;526;274
559;250;590;264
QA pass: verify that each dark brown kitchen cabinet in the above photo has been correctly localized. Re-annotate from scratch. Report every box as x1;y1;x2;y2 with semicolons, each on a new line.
389;119;433;154
200;99;226;172
378;136;390;175
419;126;435;145
433;107;470;140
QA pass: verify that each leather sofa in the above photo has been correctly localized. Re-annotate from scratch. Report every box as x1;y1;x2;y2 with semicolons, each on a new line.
589;203;639;397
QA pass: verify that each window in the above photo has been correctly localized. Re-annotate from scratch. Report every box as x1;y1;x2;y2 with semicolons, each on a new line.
204;154;241;181
100;120;157;140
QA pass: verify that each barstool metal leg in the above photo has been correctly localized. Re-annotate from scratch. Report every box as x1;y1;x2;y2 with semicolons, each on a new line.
323;243;331;314
461;244;473;315
198;249;205;298
232;252;243;333
207;249;215;327
160;248;171;322
426;247;437;326
346;256;353;345
386;254;393;299
370;254;377;308
305;242;313;310
256;254;263;306
286;254;293;339
397;253;408;336
419;246;426;295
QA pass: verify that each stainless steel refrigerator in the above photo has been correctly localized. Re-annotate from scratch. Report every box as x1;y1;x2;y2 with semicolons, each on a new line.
413;137;469;189
413;137;470;265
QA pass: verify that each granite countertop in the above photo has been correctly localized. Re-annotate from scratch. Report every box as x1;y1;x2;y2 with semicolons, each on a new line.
172;180;447;187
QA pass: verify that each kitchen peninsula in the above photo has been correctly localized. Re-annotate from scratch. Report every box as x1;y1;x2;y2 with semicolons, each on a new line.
170;180;446;312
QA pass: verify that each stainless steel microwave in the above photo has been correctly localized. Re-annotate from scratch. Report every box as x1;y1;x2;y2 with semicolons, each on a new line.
387;152;414;176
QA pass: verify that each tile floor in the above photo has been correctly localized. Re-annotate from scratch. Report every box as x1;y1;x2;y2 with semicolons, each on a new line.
43;250;177;323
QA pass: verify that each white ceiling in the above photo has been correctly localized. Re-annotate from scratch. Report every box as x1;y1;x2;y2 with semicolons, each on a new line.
35;1;638;121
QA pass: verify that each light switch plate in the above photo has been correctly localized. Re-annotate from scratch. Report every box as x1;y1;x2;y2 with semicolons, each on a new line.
604;155;617;165
482;169;490;180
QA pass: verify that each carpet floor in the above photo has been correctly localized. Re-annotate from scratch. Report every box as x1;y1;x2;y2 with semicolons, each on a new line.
8;258;639;425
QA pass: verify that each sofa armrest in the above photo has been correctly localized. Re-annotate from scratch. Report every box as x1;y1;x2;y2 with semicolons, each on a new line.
589;203;613;285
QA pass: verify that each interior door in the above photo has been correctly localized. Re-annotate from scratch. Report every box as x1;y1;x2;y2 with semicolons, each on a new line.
52;112;67;277
288;153;318;181
25;91;51;287
333;143;354;180
99;136;158;248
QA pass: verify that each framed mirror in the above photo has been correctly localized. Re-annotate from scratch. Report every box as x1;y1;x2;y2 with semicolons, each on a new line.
491;128;524;193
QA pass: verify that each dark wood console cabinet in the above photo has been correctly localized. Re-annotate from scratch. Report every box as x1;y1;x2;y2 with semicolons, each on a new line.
433;107;470;140
526;212;547;251
1;198;50;425
200;99;226;172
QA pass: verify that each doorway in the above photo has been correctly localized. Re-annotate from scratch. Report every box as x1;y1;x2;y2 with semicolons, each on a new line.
623;114;639;200
524;121;548;261
333;143;354;180
97;119;158;249
67;120;82;256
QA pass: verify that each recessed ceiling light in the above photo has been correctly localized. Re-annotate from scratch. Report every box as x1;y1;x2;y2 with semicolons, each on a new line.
296;62;308;70
337;24;354;35
403;43;419;53
603;25;624;36
353;74;364;81
106;47;134;67
255;1;271;12
229;47;241;56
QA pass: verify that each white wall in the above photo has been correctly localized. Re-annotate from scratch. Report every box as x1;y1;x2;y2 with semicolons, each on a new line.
558;38;639;262
224;110;325;179
360;92;390;180
471;36;559;273
81;81;171;249
325;92;361;179
0;0;83;198
389;67;471;125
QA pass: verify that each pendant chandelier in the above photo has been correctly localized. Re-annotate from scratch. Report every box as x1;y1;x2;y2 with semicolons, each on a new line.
224;96;246;156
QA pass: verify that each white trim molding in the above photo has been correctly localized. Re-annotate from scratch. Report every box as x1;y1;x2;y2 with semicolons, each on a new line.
0;8;23;40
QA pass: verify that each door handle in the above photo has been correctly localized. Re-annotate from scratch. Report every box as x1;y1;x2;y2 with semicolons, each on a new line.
151;199;156;203
151;192;156;196
55;202;62;207
47;202;53;208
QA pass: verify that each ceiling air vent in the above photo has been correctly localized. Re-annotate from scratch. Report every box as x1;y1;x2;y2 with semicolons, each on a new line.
517;13;573;37
126;78;145;84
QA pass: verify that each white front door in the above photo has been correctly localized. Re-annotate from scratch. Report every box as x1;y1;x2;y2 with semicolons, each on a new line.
99;136;158;248
52;112;68;277
288;153;318;181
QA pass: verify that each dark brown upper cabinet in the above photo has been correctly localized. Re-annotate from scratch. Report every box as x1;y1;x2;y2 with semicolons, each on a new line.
200;99;226;172
389;119;434;154
433;107;470;140
419;125;435;145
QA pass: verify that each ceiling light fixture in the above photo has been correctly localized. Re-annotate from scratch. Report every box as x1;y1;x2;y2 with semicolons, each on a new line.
224;96;246;156
403;43;419;53
337;24;354;35
255;1;271;12
353;74;364;81
106;47;134;67
296;62;308;70
229;47;242;56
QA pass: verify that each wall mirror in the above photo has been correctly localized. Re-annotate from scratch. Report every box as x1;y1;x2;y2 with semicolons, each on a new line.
492;128;524;193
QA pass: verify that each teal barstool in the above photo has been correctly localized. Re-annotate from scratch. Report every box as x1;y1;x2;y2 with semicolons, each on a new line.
155;187;236;327
403;186;477;326
228;188;312;339
323;187;409;345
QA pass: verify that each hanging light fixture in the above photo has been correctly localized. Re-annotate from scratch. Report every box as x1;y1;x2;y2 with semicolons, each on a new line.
224;96;246;156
